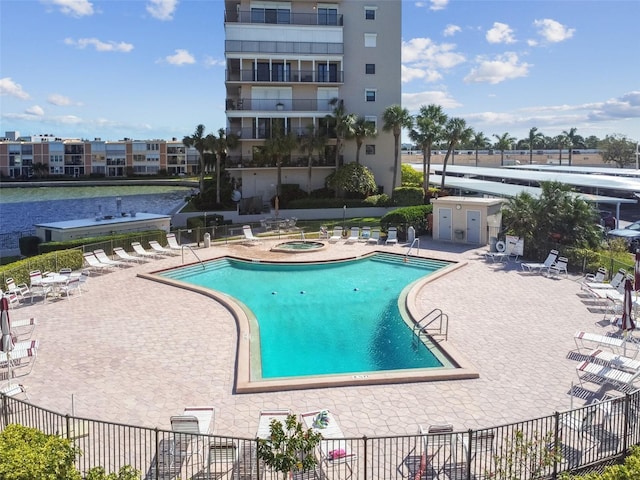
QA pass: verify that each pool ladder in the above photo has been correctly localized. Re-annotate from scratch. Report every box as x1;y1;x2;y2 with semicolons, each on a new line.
412;308;449;342
182;245;205;269
405;238;420;260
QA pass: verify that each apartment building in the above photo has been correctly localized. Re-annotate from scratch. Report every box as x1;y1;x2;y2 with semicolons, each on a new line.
0;134;199;178
223;0;401;201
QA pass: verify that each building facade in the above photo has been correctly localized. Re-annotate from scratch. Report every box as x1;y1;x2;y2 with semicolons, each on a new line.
223;0;401;201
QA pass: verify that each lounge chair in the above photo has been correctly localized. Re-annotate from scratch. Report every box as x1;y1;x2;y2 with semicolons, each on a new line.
459;430;495;479
149;240;178;256
417;424;455;478
0;340;39;377
319;226;329;240
83;252;113;274
548;256;569;277
587;348;640;372
585;268;626;292
329;227;343;242
581;267;607;290
574;331;632;355
131;242;161;259
520;249;559;274
576;359;640;390
10;317;37;341
385;227;398;245
0;382;29;401
165;406;215;477
114;247;144;263
257;409;292;439
345;227;360;244
301;410;354;477
166;233;183;252
94;249;127;268
367;228;381;245
0;289;21;309
242;225;262;244
5;278;29;301
359;226;371;242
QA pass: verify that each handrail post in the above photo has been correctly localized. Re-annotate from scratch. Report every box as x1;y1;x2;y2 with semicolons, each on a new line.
552;411;560;479
622;393;629;456
154;427;160;480
465;429;473;480
362;435;367;480
65;413;71;440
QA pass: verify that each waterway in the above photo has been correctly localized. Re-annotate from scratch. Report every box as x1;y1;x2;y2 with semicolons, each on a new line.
0;185;192;242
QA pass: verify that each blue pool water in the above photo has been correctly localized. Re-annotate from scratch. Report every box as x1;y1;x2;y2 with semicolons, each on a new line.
162;254;451;379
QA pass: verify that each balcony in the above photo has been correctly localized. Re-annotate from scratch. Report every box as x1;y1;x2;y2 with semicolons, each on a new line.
225;40;343;55
226;98;336;113
227;126;337;140
225;155;337;169
226;69;343;84
226;10;343;26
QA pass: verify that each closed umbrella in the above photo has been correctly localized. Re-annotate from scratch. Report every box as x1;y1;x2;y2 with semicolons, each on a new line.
0;294;14;384
635;250;640;293
620;278;636;356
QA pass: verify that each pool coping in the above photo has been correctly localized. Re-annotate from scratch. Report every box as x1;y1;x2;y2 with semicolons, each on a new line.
138;250;479;393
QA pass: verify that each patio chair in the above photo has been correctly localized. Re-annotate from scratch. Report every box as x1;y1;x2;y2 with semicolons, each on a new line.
329;227;343;242
548;256;569;277
385;227;398;246
164;406;215;477
585;268;626;292
10;317;37;341
581;267;608;290
5;278;29;302
57;276;82;300
574;331;630;354
319;226;329;240
242;225;262;244
576;360;640;391
418;424;455;477
149;240;178;256
0;382;29;401
113;247;145;263
301;410;355;479
0;341;39;377
359;226;371;242
0;289;21;309
83;252;113;274
345;227;360;244
28;270;52;303
367;228;381;245
520;249;559;274
131;242;161;259
166;233;183;252
257;409;292;440
93;249;127;268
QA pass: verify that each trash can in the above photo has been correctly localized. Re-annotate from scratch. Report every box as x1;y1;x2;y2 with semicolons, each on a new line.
203;232;211;248
489;236;498;252
407;226;415;244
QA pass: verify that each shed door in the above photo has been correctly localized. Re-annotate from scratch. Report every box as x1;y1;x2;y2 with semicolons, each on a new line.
466;210;481;244
438;208;452;241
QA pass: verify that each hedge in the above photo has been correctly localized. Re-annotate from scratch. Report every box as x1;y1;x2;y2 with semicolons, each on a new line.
0;249;84;286
380;205;433;240
38;230;169;254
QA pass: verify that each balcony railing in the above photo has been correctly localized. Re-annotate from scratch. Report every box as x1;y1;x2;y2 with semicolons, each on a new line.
226;127;337;141
226;10;343;26
225;40;343;55
226;69;343;83
226;98;336;112
225;155;337;169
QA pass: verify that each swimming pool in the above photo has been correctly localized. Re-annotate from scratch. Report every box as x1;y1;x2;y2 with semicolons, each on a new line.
146;252;477;391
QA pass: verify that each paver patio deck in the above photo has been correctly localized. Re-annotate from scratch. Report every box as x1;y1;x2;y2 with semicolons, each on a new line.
9;236;631;437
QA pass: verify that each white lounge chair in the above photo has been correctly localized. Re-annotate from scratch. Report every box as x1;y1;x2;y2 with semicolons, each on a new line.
587;348;640;372
1;289;21;309
94;249;127;268
576;360;640;390
548;256;568;277
131;242;161;259
345;227;360;244
329;227;343;242
521;249;558;274
367;228;381;245
242;225;262;244
385;227;398;245
83;252;113;274
574;330;631;354
418;423;455;474
167;406;215;475
149;240;178;256
114;247;144;263
166;233;183;252
301;410;355;477
584;268;626;292
0;382;29;400
319;226;329;240
257;409;292;439
5;278;29;301
10;317;37;341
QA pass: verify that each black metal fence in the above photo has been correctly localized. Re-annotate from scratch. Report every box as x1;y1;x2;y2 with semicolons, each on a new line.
1;389;638;479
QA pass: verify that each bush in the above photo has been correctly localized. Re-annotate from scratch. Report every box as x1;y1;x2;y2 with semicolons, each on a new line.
0;249;84;286
380;205;432;239
186;214;225;229
38;230;169;254
362;194;392;207
274;184;307;208
392;186;425;206
19;235;41;256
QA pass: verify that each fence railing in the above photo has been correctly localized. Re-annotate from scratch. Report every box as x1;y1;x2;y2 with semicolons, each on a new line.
1;389;638;479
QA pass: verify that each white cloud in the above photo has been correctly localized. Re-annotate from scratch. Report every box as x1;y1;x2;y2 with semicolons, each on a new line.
402;90;462;111
64;37;134;52
162;49;196;66
533;19;575;43
402;38;466;68
25;105;45;116
48;94;74;106
443;24;461;37
587;91;640;121
402;65;442;83
203;56;225;68
45;0;94;17
486;22;516;44
464;52;531;84
146;0;178;21
0;78;30;100
429;0;449;11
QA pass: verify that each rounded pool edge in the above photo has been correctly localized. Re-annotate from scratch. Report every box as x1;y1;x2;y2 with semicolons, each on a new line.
138;253;479;393
270;240;328;253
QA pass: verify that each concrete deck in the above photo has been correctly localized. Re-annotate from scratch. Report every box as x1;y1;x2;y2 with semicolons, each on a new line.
8;237;631;438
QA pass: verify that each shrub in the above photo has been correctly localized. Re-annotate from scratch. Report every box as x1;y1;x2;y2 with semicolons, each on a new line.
392;186;425;206
380;205;432;239
19;235;41;256
38;230;169;254
0;249;84;286
362;194;392;207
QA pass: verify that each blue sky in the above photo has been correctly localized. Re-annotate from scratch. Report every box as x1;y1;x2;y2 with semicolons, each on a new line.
1;0;639;144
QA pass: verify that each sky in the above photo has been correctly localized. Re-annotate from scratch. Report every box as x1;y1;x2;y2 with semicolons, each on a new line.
1;0;639;145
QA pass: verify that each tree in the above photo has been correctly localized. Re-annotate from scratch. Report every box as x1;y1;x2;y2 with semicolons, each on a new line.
471;130;490;167
257;413;322;480
409;104;447;197
211;128;239;204
326;98;356;168
599;134;637;168
31;162;49;178
493;132;516;166
526;127;544;165
562;127;584;166
263;122;299;197
326;162;377;198
298;124;328;194
401;163;423;186
352;116;377;165
554;134;569;165
183;124;216;192
383;104;413;192
441;117;473;190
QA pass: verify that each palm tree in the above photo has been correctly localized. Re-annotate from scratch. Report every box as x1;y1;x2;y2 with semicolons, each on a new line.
298;124;327;194
211;128;239;204
471;131;490;167
440;117;473;190
183;124;215;192
352;116;377;165
526;127;544;165
409;104;447;197
562;127;583;166
382;104;413;191
326;98;356;168
493;132;516;166
554;134;569;165
263;123;299;198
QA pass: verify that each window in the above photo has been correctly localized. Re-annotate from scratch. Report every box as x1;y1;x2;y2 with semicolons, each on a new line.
318;7;338;25
365;145;376;155
365;8;376;20
365;89;376;102
365;63;375;74
365;115;377;128
364;33;377;47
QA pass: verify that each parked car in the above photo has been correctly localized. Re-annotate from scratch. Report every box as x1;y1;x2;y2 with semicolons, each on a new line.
598;210;617;230
607;220;640;251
